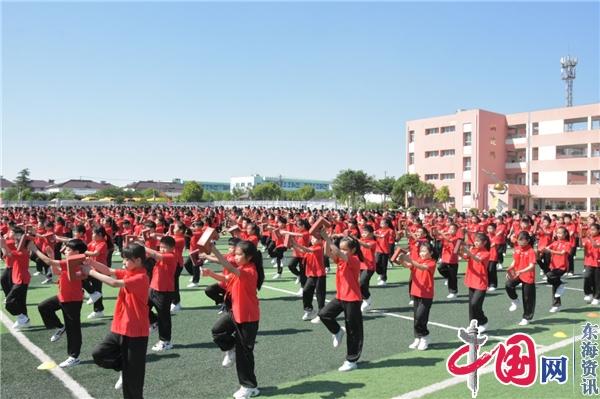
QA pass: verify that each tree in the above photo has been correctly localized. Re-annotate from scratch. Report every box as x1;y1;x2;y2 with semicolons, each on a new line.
374;177;396;203
231;188;245;200
332;169;374;207
179;181;204;202
391;173;421;207
140;188;160;199
95;187;127;199
56;189;77;200
1;187;20;201
14;168;32;200
297;185;316;201
251;182;282;200
414;181;436;202
433;185;451;208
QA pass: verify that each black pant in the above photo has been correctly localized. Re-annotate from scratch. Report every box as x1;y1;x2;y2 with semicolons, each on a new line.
584;266;600;300
505;277;536;320
568;246;576;273
468;288;488;326
92;332;148;399
487;261;498;288
205;283;226;305
413;297;432;338
437;263;458;293
172;267;183;305
375;253;389;282
303;276;326;311
537;251;551;274
268;247;286;274
211;312;259;389
38;296;82;358
287;257;307;287
148;289;173;342
183;256;203;284
497;243;506;265
546;269;566;307
318;298;363;363
359;270;375;300
32;253;50;277
5;284;28;316
1;267;13;297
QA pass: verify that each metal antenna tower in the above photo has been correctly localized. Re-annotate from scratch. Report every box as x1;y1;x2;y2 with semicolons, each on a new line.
560;55;577;107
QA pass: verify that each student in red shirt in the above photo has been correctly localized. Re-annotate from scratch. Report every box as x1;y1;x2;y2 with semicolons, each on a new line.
506;231;537;326
318;231;364;372
582;223;600;305
184;220;205;288
266;216;288;279
0;227;31;330
290;234;326;322
285;219;311;293
169;221;186;314
87;243;150;399
393;242;437;350
437;223;462;299
84;226;110;319
461;233;490;332
535;216;554;275
203;237;240;314
32;239;87;368
486;223;501;291
563;214;578;276
145;235;177;352
358;225;377;313
203;240;263;399
374;218;394;286
544;226;571;312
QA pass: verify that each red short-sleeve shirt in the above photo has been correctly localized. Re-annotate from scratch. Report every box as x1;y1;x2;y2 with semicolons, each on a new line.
464;248;489;291
304;244;326;277
9;250;30;285
150;252;177;292
111;268;150;337
548;240;571;271
335;255;361;302
512;245;537;284
57;260;83;303
410;257;436;299
226;263;260;324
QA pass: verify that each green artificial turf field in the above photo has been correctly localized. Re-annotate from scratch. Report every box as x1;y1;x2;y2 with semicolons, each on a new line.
1;239;596;399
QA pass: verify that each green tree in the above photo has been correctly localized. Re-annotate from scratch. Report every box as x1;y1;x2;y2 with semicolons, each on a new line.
251;182;282;200
140;188;160;199
179;181;204;202
332;169;374;207
57;189;77;200
231;188;245;200
1;187;20;201
391;173;421;207
14;168;32;200
433;185;451;207
374;177;396;203
415;181;436;202
95;187;126;198
297;185;316;201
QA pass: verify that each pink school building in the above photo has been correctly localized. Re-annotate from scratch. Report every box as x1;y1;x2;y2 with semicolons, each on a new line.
406;103;600;214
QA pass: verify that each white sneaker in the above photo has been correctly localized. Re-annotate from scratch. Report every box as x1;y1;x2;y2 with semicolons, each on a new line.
41;277;53;285
360;298;372;313
186;282;199;288
540;270;545;276
296;288;303;297
33;271;41;276
417;335;430;351
567;272;574;277
549;306;560;313
170;303;182;314
446;293;457;299
188;277;194;282
554;284;566;298
294;277;300;285
408;338;421;349
271;259;276;265
13;315;30;330
332;327;346;348
338;360;357;372
86;291;102;305
59;356;80;368
518;318;529;326
272;273;281;280
377;280;387;287
87;311;104;319
50;327;66;342
302;310;316;321
496;264;503;270
584;295;593;303
592;299;600;306
233;386;260;399
408;300;414;306
487;286;496;292
114;372;123;390
149;322;158;334
377;276;382;282
509;300;519;312
444;280;448;286
222;349;236;367
478;323;488;333
151;340;173;352
310;316;321;324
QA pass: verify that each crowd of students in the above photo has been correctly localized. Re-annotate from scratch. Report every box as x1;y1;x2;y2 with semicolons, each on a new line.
1;205;599;398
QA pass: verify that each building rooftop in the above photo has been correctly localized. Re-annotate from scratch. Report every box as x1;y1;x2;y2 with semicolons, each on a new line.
47;179;115;190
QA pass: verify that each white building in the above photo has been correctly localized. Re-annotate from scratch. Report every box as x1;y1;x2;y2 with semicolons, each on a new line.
230;175;332;192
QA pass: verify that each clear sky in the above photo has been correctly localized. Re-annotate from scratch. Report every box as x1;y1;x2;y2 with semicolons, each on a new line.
2;1;599;185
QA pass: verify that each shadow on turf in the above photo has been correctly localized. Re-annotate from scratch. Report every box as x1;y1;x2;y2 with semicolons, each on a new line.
258;328;312;336
360;356;444;369
146;353;181;362
172;342;215;350
260;381;365;399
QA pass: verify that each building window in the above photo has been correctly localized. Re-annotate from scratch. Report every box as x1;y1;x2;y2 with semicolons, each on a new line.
440;149;455;157
567;171;587;185
593;117;600;130
532;147;538;161
463;182;471;195
463;132;472;146
425;174;438;181
440;173;455;180
532;122;539;135
592;171;600;185
532;172;539;185
507;124;527;139
506;173;526;185
490;151;496;159
556;144;588;159
564;117;589;132
592;143;600;157
409;153;415;165
425;150;439;158
425;127;439;135
463;157;471;171
441;126;455;134
408;130;415;143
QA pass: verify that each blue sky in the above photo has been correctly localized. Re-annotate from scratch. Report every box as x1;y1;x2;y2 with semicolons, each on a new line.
2;1;599;185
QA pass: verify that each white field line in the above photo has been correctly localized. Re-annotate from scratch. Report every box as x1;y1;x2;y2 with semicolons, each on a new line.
0;311;94;399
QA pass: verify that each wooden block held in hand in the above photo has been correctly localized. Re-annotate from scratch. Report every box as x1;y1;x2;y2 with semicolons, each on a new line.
390;247;405;263
309;217;331;238
197;227;218;254
66;254;86;281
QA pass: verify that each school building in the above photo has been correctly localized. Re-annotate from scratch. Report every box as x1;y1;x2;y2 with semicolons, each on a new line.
406;103;600;214
230;175;332;192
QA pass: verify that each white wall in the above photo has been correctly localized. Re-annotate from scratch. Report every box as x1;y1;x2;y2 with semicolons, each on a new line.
463;123;472;133
539;120;564;135
538;146;556;160
538;171;567;186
